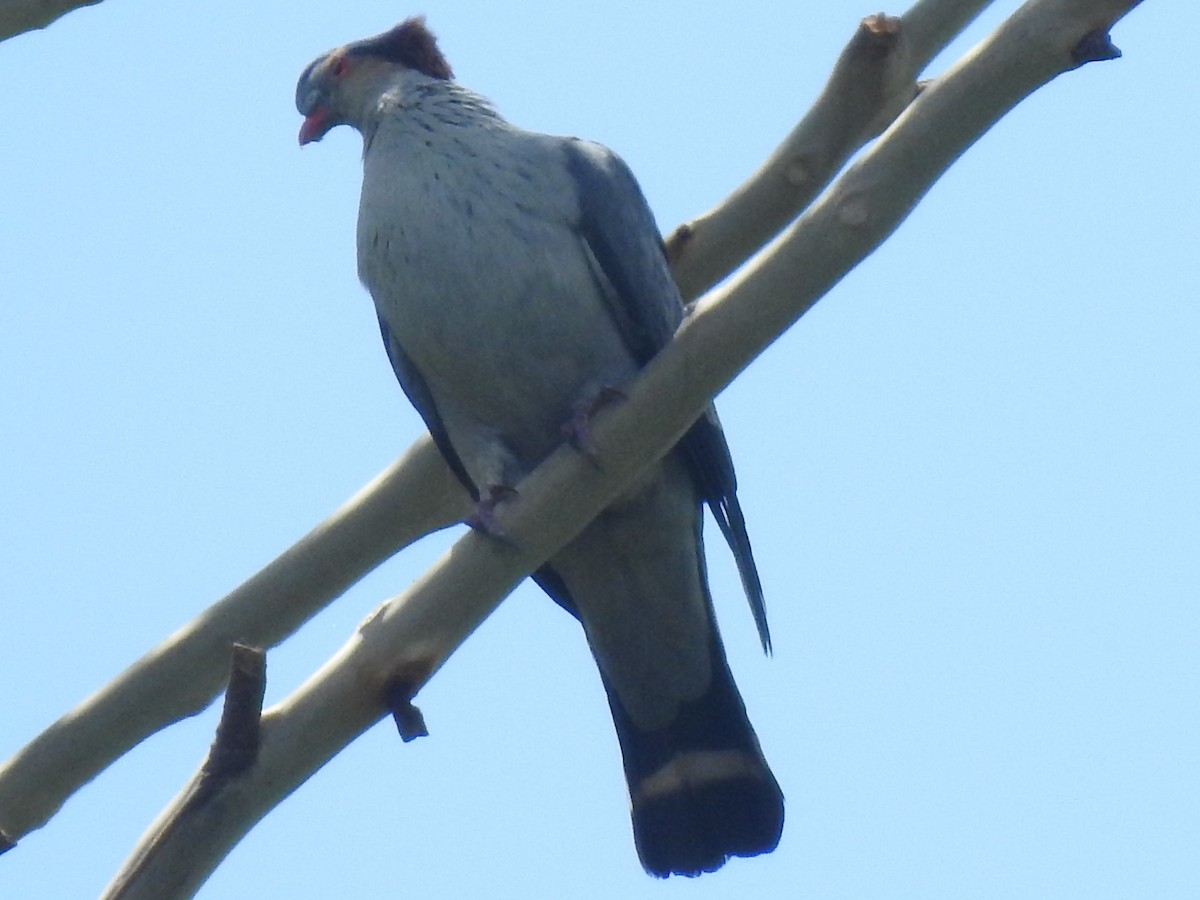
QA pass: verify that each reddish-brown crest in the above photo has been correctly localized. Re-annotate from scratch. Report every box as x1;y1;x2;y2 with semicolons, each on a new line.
353;16;454;81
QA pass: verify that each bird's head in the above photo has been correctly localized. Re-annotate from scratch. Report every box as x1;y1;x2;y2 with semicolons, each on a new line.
296;16;454;145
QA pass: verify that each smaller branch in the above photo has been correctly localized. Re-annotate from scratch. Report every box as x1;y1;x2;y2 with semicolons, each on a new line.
103;646;267;900
1071;28;1123;65
666;13;914;300
202;645;267;785
901;0;996;71
385;674;431;743
665;1;997;301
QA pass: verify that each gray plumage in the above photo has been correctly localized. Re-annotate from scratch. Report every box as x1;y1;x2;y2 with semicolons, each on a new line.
297;17;783;876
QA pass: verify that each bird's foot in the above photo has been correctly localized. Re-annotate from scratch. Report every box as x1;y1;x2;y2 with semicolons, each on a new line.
465;483;519;542
562;385;627;459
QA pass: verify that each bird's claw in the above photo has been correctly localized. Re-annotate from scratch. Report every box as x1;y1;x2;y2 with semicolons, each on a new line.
465;484;519;543
562;385;627;459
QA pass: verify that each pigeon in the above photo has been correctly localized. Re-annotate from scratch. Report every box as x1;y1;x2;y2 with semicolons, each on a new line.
296;17;783;876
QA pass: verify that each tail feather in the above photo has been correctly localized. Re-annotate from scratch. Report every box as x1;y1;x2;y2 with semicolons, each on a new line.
533;521;783;878
632;761;784;877
602;632;784;877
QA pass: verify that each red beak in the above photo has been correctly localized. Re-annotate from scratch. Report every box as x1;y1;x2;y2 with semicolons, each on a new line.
299;110;330;145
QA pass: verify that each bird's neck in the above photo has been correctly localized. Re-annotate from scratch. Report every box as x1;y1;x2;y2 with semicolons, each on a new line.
361;80;506;152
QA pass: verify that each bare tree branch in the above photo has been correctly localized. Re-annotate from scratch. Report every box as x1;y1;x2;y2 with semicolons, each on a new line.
201;646;267;784
0;7;990;851
902;0;1000;65
98;0;1143;894
0;0;100;42
103;646;267;900
0;438;463;843
664;0;1003;300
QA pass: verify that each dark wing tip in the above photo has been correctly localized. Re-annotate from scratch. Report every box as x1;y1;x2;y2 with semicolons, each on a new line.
353;16;454;81
680;411;772;654
716;493;772;655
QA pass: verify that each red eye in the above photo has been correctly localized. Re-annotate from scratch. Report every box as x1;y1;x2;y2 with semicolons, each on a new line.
332;56;348;77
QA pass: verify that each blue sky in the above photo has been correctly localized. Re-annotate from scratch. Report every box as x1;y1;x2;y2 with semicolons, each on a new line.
2;1;1196;898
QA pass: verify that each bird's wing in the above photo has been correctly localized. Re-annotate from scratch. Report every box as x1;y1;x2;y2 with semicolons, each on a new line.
562;139;770;652
377;315;479;499
562;138;680;364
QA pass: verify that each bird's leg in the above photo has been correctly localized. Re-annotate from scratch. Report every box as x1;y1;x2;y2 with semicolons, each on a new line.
562;385;627;459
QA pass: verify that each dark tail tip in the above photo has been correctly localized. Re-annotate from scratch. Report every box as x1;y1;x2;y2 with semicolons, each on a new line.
632;756;784;878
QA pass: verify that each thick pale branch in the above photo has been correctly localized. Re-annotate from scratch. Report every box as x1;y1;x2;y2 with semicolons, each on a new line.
0;4;991;849
102;1;1141;894
0;438;464;842
0;0;100;41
